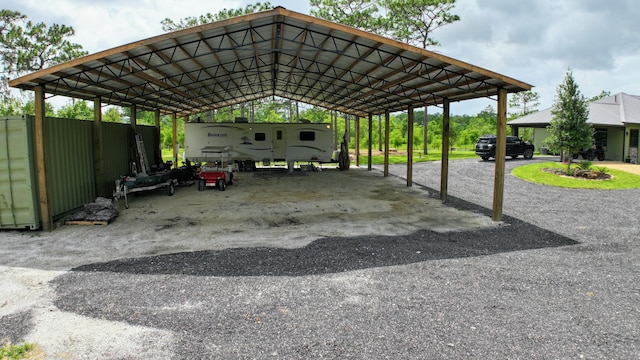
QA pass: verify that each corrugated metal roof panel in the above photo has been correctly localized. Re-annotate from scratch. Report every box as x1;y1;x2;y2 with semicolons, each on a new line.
10;7;531;118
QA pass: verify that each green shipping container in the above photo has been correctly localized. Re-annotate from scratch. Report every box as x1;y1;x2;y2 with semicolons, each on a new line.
0;116;40;229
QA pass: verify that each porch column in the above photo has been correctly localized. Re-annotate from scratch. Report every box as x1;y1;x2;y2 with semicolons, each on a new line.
440;99;450;201
492;89;508;221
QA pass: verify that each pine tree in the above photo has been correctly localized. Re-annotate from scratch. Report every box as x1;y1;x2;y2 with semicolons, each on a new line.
545;69;592;174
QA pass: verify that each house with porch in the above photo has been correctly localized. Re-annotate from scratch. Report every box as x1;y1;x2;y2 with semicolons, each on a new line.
508;93;640;163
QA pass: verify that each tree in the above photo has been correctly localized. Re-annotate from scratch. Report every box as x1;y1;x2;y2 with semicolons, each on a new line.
161;2;273;31
509;90;540;117
545;69;592;174
588;90;611;102
381;0;460;48
310;0;382;33
0;10;87;101
56;100;93;119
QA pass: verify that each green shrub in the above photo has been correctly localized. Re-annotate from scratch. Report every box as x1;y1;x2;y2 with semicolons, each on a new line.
597;166;609;174
0;342;34;360
578;160;592;170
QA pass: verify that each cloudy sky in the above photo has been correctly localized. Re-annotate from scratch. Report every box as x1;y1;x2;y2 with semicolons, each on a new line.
3;0;639;115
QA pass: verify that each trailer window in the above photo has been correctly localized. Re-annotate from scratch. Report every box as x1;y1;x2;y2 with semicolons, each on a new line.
255;133;266;141
300;131;315;141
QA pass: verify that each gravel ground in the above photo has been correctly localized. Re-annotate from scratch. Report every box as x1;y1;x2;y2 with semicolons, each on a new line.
2;157;639;359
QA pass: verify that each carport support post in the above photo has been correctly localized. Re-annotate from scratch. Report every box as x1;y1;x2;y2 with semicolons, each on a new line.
423;105;428;155
384;111;390;177
34;85;52;231
440;99;450;201
154;110;162;165
93;96;105;197
407;105;414;186
172;113;178;168
492;89;508;221
355;116;360;166
367;113;373;171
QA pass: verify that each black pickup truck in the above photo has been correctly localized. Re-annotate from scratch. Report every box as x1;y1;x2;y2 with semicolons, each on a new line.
475;135;534;161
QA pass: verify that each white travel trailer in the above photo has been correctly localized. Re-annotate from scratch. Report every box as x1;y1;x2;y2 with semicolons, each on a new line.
184;121;336;168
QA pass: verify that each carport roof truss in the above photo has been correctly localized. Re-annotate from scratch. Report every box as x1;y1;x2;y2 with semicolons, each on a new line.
10;7;531;117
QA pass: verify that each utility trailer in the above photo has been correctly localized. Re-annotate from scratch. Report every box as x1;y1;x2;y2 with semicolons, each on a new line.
184;122;336;170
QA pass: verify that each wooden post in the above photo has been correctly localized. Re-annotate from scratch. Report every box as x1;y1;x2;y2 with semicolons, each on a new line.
492;89;508;221
440;99;450;201
378;114;382;152
34;86;52;230
367;113;373;171
155;110;162;165
384;111;390;177
355;116;360;166
423;105;428;155
93;97;105;197
407;105;414;186
172;113;178;168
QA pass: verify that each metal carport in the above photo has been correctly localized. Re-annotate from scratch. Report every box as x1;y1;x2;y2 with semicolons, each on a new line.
9;6;531;230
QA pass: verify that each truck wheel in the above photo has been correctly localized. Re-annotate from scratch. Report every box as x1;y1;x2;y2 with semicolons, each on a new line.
166;182;175;196
597;153;604;161
198;179;205;191
524;149;533;159
217;179;226;191
511;155;519;159
481;156;489;161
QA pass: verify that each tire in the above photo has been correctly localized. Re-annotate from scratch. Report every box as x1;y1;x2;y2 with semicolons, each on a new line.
587;151;595;161
217;179;226;191
228;173;233;185
198;179;205;191
572;153;579;159
597;153;604;161
511;155;518;159
523;148;533;160
481;156;489;161
166;182;175;196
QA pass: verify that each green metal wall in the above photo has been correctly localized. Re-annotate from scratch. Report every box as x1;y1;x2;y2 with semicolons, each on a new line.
43;117;96;218
0;116;40;229
102;123;131;196
1;116;161;229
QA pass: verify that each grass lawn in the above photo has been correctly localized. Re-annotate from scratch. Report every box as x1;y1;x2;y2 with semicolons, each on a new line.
161;149;478;165
359;150;477;165
512;162;640;190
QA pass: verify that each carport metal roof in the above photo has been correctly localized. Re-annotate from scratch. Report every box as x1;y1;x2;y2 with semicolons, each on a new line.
10;7;531;117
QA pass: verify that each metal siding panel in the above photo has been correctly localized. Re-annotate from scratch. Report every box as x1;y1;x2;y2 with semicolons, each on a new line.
0;116;39;229
102;123;131;196
45;118;95;218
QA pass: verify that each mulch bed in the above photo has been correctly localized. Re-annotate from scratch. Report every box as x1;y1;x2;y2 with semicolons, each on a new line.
542;167;612;180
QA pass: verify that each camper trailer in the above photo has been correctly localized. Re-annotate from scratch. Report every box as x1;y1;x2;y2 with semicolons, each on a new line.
184;122;336;169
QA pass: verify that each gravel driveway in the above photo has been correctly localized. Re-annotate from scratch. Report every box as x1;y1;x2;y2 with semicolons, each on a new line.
2;157;639;359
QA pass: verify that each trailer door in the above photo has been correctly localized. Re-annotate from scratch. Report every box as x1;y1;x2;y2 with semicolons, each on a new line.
273;127;285;160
